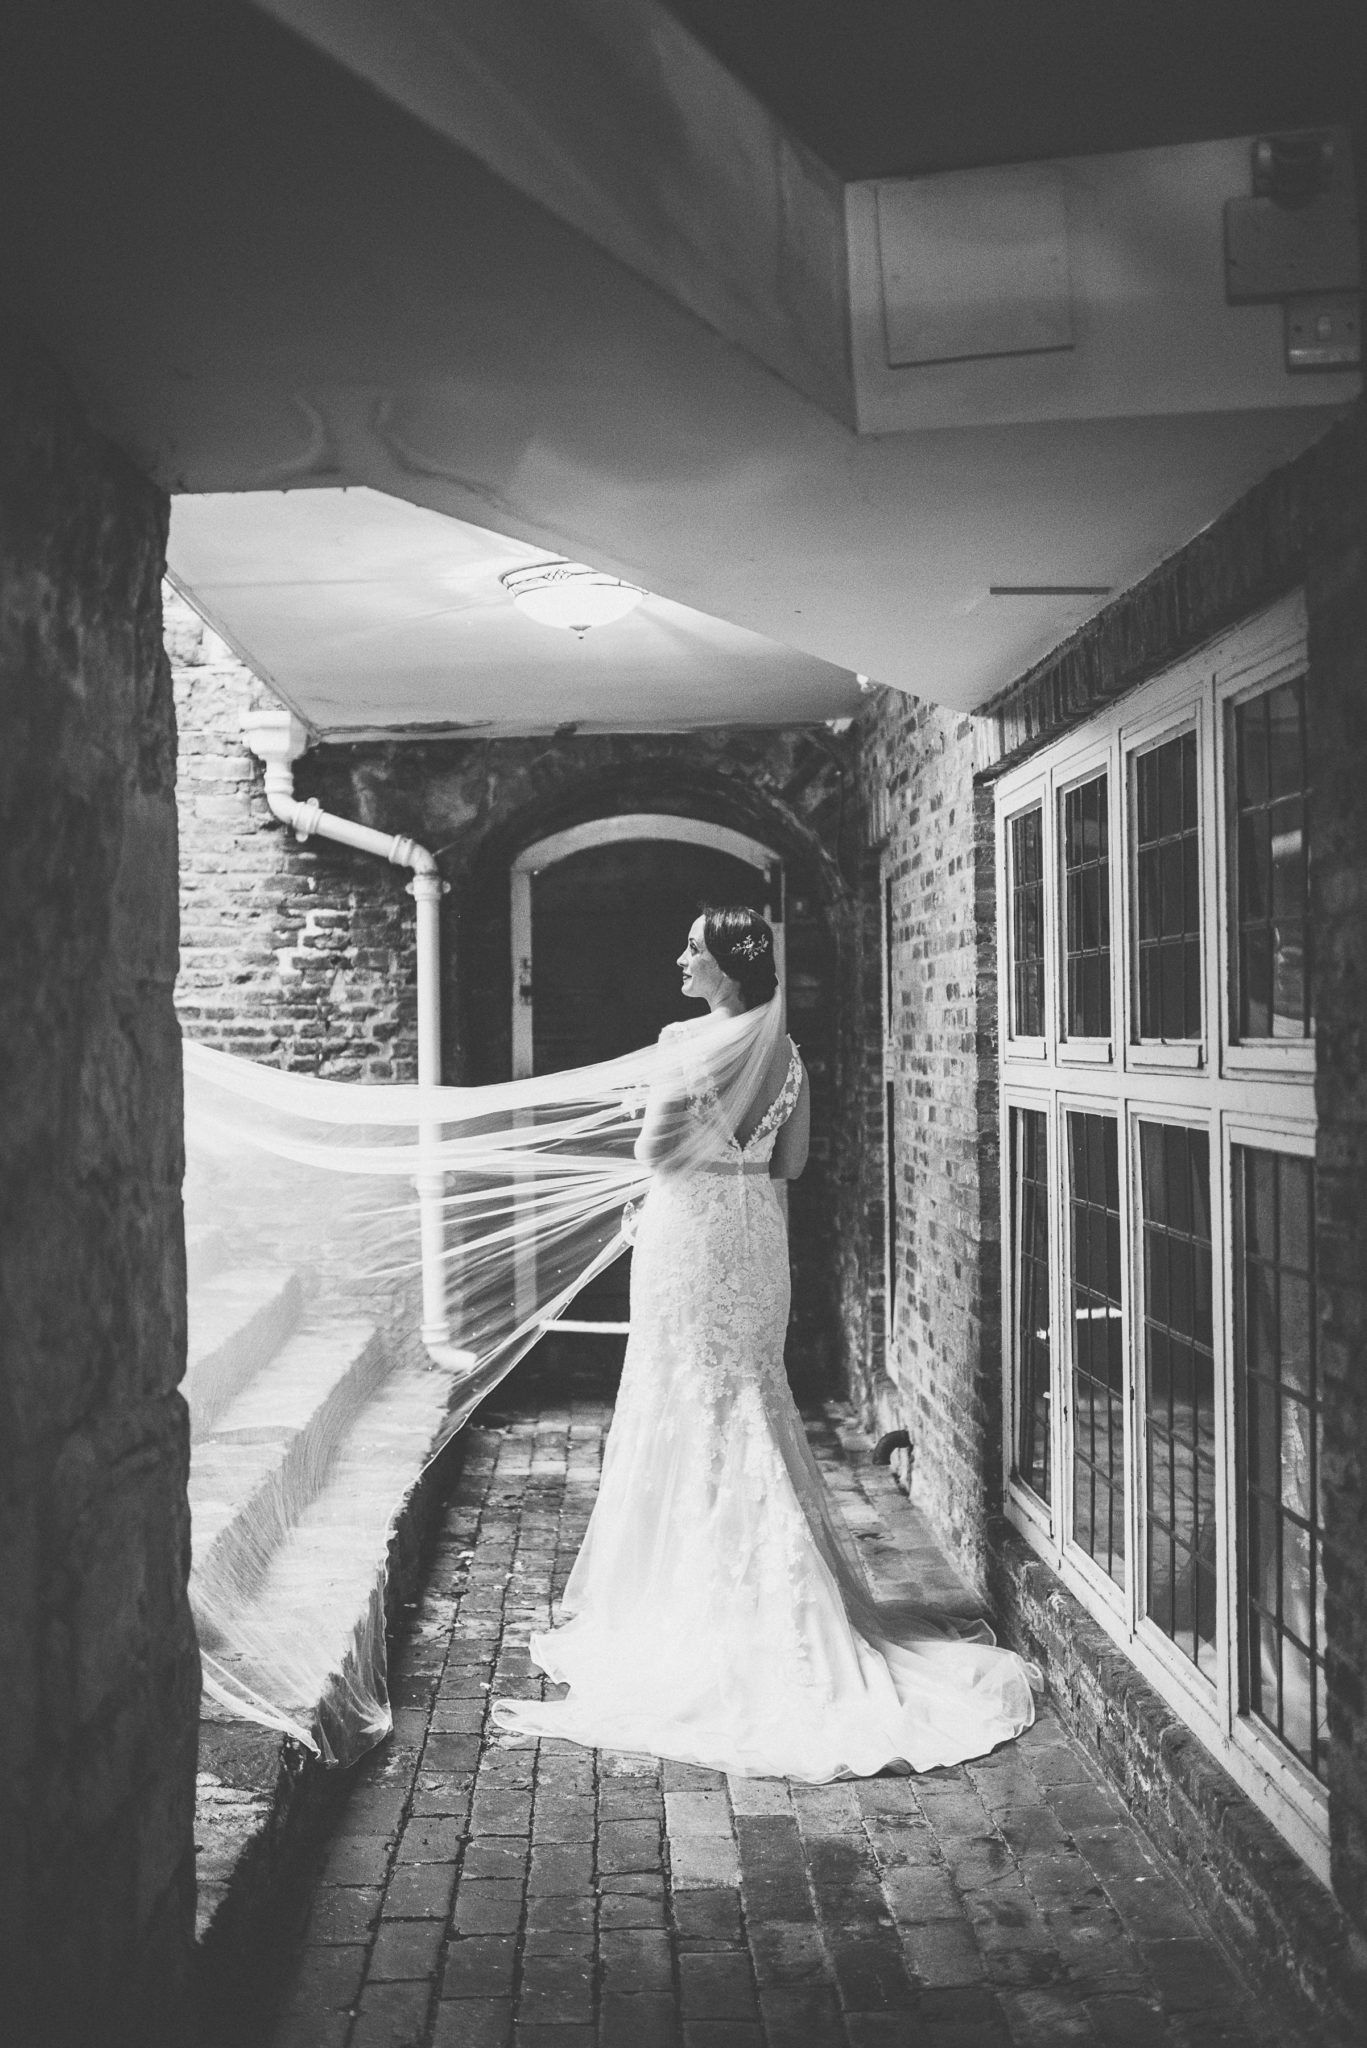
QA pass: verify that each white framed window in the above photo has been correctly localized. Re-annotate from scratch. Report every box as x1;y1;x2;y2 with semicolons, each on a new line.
1060;1093;1129;1613
1124;701;1207;1068
1003;781;1049;1057
1216;610;1314;1078
1057;746;1115;1064
1005;1091;1053;1535
994;591;1325;1876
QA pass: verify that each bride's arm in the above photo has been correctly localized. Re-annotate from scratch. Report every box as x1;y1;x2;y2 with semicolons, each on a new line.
769;1068;811;1179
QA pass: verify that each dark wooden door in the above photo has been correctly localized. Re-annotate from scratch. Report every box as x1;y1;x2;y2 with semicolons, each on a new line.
531;837;772;1325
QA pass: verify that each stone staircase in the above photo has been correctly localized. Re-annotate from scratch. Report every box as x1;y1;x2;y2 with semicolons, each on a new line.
185;1226;464;1960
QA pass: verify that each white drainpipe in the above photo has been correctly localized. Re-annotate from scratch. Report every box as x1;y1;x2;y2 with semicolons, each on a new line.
240;710;458;1354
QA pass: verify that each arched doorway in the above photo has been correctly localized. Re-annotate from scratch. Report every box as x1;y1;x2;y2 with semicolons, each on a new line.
510;814;785;1331
510;813;785;1077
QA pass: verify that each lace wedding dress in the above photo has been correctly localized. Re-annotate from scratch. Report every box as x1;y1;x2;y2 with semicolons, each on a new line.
496;1026;1037;1779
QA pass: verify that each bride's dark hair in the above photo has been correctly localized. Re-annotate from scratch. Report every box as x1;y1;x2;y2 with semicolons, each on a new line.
701;904;779;1009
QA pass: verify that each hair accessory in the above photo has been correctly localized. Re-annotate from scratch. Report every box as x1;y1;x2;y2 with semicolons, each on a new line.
732;930;770;961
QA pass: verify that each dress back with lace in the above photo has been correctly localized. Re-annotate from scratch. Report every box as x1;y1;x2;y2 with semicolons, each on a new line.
496;1022;1039;1780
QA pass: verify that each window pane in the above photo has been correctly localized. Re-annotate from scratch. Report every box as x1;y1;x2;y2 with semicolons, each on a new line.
1140;1122;1216;1675
1232;679;1310;1040
1235;1148;1327;1780
1134;731;1201;1041
1010;808;1045;1037
1068;1112;1124;1585
1062;776;1111;1037
1011;1108;1051;1504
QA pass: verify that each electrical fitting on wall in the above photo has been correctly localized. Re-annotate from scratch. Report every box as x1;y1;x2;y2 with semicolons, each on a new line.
1224;128;1361;372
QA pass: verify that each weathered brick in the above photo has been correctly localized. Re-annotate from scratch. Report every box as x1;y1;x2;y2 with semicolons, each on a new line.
453;1879;523;1935
368;1917;446;1981
600;1928;673;1995
516;1952;594;2026
305;1885;383;1945
442;1934;519;2001
382;1860;457;1919
678;1950;759;2020
671;1888;745;1950
429;1997;513;2047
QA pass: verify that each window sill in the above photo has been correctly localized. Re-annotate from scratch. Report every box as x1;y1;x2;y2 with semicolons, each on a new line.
1059;1038;1113;1066
1004;1037;1048;1063
1223;1040;1315;1081
1128;1040;1204;1070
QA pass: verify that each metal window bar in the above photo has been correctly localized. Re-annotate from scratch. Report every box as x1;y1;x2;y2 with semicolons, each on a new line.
1067;1111;1125;1584
1134;731;1202;1041
1232;678;1311;1041
1011;1107;1051;1503
1140;1122;1217;1674
1234;1147;1327;1780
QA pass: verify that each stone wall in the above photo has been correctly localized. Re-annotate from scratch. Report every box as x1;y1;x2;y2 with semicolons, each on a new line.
0;333;197;2045
167;621;863;1389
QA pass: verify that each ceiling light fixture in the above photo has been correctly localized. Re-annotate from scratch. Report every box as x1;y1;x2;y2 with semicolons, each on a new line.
500;559;647;638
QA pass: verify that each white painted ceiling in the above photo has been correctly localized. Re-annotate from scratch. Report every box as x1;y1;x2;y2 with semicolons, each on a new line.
169;489;864;736
3;1;1357;727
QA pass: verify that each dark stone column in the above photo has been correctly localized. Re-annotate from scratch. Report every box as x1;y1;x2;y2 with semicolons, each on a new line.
0;328;198;2046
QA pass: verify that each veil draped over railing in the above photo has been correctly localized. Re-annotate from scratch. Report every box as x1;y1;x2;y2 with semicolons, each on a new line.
183;991;785;1761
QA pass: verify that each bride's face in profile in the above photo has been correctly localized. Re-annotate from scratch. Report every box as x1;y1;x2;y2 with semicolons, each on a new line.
678;917;735;1007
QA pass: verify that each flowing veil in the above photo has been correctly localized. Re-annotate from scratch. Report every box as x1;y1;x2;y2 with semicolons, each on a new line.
183;992;786;1760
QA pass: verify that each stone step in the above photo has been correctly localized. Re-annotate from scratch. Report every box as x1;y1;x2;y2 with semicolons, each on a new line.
190;1314;390;1618
187;1265;304;1438
193;1350;464;1970
201;1352;457;1753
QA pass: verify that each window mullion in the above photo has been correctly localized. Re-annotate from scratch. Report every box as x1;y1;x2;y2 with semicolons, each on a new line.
1210;1107;1235;1734
1042;766;1060;1058
1202;679;1238;1734
1121;1101;1142;1639
1056;1088;1076;1569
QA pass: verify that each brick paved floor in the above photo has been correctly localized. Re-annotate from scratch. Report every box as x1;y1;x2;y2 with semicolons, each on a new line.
265;1348;1281;2048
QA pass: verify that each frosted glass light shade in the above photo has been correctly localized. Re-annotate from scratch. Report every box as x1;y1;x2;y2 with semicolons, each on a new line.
501;560;646;636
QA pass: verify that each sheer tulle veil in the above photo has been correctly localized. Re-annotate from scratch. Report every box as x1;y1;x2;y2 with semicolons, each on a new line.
182;989;786;1757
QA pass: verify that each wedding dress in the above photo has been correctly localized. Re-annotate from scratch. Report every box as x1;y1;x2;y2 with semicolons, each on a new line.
496;1017;1038;1779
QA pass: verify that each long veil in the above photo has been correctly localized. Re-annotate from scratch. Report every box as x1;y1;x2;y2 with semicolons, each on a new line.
183;991;785;1761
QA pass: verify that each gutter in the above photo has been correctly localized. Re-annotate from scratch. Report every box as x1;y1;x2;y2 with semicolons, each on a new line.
240;710;459;1356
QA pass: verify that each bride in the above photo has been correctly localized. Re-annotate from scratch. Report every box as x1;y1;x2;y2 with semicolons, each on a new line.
495;905;1037;1779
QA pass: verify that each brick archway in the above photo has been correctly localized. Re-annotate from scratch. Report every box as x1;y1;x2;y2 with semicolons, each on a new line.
509;812;787;1078
445;742;856;1394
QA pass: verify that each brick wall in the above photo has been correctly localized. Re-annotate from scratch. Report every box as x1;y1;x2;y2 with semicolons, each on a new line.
847;401;1367;2033
842;696;1001;1588
1302;414;1367;1939
168;629;864;1389
829;851;889;1428
171;590;418;1080
978;405;1367;1948
0;332;197;2046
